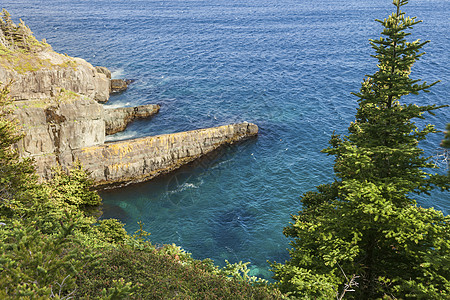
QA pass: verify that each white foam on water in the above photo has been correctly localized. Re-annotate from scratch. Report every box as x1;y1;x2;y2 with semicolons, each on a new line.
104;102;132;109
111;68;125;79
105;131;138;142
168;182;200;194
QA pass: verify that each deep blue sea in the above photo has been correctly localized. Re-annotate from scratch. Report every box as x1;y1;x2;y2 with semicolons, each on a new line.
3;0;449;279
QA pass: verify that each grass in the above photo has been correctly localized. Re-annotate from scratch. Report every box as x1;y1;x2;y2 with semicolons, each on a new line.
0;13;78;74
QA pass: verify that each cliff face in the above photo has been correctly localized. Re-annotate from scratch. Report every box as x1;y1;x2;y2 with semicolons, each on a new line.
2;10;258;187
0;54;110;103
73;123;258;188
0;10;110;103
12;91;258;183
12;91;105;178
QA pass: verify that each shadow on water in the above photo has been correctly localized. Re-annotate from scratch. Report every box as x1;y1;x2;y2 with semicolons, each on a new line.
212;206;254;257
99;137;258;231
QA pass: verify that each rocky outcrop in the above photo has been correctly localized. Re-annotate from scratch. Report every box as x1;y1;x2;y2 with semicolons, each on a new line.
2;11;259;187
0;55;111;103
104;104;160;135
12;95;257;184
73;123;258;188
95;66;111;79
12;91;105;179
0;10;110;103
110;79;132;94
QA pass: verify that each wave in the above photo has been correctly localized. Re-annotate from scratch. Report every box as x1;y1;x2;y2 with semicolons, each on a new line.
111;68;125;79
103;102;132;109
167;182;200;194
105;131;138;142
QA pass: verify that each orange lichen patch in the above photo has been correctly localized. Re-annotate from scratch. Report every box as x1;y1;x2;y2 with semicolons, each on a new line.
79;145;104;158
108;162;131;172
106;143;135;157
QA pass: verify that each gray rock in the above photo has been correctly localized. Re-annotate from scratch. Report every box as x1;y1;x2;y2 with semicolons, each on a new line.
95;66;112;79
73;122;258;188
110;79;130;94
104;104;160;135
0;50;111;103
12;93;105;179
11;92;258;186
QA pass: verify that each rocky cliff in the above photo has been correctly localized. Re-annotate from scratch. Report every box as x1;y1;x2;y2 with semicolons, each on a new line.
12;91;257;183
0;53;111;103
2;10;258;187
74;122;258;188
104;104;160;135
0;10;110;103
12;91;105;179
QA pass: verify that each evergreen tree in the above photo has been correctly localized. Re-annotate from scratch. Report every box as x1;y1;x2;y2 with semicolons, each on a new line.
443;124;450;176
443;124;450;149
0;83;38;219
272;1;450;298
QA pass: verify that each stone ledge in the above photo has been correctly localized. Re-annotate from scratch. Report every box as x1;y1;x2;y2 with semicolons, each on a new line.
73;122;258;188
104;104;160;135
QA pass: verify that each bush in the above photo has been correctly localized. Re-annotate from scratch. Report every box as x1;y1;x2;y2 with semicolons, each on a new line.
77;244;285;299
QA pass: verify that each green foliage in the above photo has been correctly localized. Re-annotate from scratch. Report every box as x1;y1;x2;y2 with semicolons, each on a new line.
100;278;139;300
77;244;285;299
219;260;269;286
30;162;103;236
0;214;97;298
97;218;129;244
0;83;38;219
131;221;151;241
443;124;450;149
273;1;450;299
0;9;49;53
48;161;101;208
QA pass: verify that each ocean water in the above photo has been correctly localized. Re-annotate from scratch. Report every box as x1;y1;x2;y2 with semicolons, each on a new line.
3;0;449;279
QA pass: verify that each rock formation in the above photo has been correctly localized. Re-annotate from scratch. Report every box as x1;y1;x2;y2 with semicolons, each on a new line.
104;104;160;135
12;91;105;179
0;10;110;103
74;123;258;188
1;10;258;187
110;79;132;94
95;66;111;79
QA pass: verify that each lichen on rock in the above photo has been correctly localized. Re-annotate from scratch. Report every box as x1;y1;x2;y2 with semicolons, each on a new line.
2;10;258;188
0;9;110;102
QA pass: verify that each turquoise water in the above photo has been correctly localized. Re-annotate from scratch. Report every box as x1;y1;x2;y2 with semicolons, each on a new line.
3;0;449;279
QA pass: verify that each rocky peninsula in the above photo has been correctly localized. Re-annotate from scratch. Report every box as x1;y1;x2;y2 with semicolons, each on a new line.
0;10;258;187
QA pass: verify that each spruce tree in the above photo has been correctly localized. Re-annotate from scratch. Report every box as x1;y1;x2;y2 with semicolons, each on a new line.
443;124;450;176
0;83;37;219
272;1;450;298
443;124;450;149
